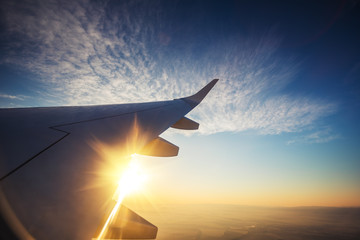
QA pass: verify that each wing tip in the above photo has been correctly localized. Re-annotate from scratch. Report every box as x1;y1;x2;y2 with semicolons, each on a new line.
182;79;219;107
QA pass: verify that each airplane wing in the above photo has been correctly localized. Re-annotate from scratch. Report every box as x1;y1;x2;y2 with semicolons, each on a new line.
0;79;218;240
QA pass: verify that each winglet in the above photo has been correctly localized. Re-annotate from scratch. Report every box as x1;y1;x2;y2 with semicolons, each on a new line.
181;79;218;108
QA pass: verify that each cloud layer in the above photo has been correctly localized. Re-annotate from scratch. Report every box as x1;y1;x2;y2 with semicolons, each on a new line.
0;0;336;137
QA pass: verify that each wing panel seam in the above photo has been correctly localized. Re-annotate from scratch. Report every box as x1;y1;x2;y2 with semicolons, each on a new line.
0;128;70;182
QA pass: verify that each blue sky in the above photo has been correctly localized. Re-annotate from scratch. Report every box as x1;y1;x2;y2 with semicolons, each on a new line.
0;0;359;206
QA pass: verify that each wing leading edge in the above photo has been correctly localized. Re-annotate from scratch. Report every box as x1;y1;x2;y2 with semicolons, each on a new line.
0;79;218;240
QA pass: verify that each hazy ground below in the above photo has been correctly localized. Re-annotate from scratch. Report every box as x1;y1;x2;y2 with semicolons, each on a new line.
131;204;360;240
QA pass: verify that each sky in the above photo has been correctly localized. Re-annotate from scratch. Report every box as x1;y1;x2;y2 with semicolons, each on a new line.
0;0;359;207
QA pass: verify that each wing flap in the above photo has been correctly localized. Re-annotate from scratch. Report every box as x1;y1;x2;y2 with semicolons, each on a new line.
171;117;199;130
138;137;179;157
93;204;157;240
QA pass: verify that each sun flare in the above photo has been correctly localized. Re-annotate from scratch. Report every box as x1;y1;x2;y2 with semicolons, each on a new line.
113;155;148;201
97;155;148;240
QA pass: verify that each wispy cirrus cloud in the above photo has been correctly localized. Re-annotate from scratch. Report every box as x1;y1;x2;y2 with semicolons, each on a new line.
0;0;337;140
287;127;341;145
0;93;26;100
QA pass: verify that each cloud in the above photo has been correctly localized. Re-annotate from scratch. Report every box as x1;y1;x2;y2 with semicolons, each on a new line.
0;0;337;138
287;127;341;145
0;93;26;100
